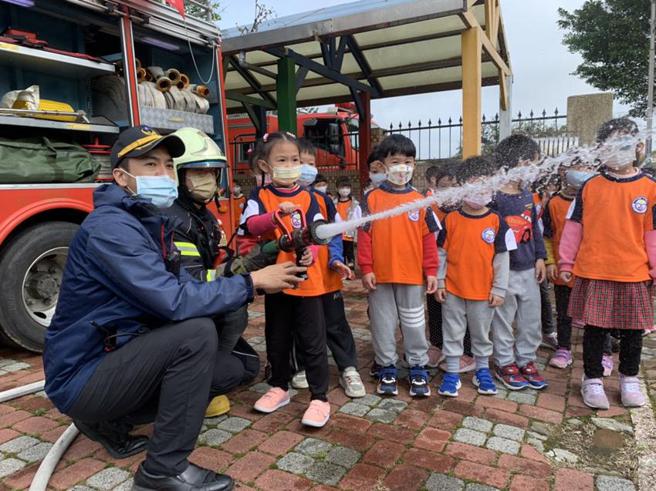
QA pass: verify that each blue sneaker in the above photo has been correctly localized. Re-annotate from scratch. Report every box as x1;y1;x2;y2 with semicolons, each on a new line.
438;373;461;397
408;366;431;397
377;366;398;395
494;363;529;390
473;368;498;395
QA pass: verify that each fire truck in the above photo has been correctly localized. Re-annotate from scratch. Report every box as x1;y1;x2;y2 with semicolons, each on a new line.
0;0;231;351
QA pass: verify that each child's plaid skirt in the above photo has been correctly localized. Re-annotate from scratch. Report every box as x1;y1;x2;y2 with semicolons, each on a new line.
568;278;652;330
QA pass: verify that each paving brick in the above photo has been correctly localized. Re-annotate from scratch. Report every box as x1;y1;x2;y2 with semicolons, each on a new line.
358;394;382;407
507;392;537;405
462;416;494;432
305;461;347;486
554;468;594;491
402;448;455;473
519;405;563;424
484;408;529;428
464;483;500;491
454;460;509;489
276;452;315;475
443;399;485;417
428;409;463;429
17;442;52;462
485;436;521;455
363;439;406;467
339;463;387;490
86;467;131;490
536;393;566;412
330;413;372;434
325;446;360;468
595;475;636;491
64;437;103;462
453;428;487;447
509;475;549;491
12;416;59;435
226;451;275;483
339;402;369;417
367;423;415;444
251;411;294;432
497;455;552;479
0;410;31;428
413;427;450;452
492;424;525;441
198;428;232;447
520;444;550;464
0;457;25;478
49;458;106;490
394;409;428;430
475;396;519;413
383;464;429;491
296;438;333;457
40;425;68;443
2;462;39;490
444;443;497;465
377;399;407;413
189;446;233;472
254;469;313;491
425;473;465;491
0;435;39;453
365;408;397;423
258;430;305;456
324;428;376;452
217;417;251;433
221;429;268;454
0;428;19;446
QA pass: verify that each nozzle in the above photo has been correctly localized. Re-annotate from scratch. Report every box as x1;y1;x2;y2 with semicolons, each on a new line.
309;220;331;245
189;84;210;97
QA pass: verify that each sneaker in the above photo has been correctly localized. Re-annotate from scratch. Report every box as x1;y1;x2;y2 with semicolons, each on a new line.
438;373;461;397
519;362;548;390
439;355;476;373
377;366;398;396
472;368;497;395
340;367;366;398
408;366;431;397
643;325;656;337
602;354;614;377
540;332;558;351
549;348;573;369
581;376;610;409
369;360;382;378
427;346;444;368
254;387;290;413
301;400;331;428
205;395;230;418
291;370;309;389
494;363;529;390
620;374;646;407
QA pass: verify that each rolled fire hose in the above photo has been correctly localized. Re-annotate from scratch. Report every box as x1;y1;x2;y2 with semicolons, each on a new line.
29;423;79;491
147;67;172;92
165;68;181;85
189;84;210;98
137;68;147;83
179;73;190;89
192;93;210;114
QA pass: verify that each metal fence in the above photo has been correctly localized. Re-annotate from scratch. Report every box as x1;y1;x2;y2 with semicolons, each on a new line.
386;109;573;160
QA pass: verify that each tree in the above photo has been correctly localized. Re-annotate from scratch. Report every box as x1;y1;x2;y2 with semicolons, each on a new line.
558;0;651;116
184;1;221;21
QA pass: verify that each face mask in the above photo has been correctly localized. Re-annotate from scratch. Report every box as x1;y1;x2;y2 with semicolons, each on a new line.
314;185;328;194
122;170;178;208
386;164;414;186
272;165;301;185
260;173;273;187
298;164;318;187
233;186;242;196
338;187;351;198
186;172;218;203
566;170;595;189
601;137;637;170
369;172;386;187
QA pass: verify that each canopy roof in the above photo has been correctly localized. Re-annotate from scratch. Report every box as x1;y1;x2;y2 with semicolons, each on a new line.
221;0;510;113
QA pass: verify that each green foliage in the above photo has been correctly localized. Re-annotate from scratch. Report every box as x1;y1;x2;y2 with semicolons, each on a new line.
558;0;651;116
185;1;221;21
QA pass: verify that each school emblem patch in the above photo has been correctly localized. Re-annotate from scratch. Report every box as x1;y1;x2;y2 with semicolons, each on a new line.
407;209;420;222
291;211;303;228
632;196;648;214
482;227;496;244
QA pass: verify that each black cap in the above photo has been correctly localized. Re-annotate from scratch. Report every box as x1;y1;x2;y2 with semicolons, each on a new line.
110;125;185;168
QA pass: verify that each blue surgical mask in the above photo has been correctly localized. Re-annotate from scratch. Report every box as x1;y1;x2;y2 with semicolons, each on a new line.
566;170;595;189
369;172;386;187
298;163;318;187
123;170;178;208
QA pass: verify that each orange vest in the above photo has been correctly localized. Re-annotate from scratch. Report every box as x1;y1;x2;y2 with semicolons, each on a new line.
545;194;575;287
232;195;246;232
313;190;343;294
336;199;355;241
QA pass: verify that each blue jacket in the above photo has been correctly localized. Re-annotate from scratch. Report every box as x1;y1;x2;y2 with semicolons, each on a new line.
44;184;252;412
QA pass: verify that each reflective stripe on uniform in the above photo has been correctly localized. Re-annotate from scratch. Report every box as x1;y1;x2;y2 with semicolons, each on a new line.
174;241;201;257
206;269;216;282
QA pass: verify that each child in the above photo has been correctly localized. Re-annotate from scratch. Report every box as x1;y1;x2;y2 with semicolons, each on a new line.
436;156;514;396
290;139;366;398
490;134;548;391
241;132;331;427
363;146;386;194
335;176;362;269
358;134;439;397
560;125;650;409
313;173;329;195
424;161;476;372
544;157;595;369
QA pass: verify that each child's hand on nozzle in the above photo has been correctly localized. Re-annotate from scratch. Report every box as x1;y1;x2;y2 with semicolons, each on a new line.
546;264;559;283
278;202;297;215
298;247;313;266
362;272;376;291
488;293;504;308
535;259;546;283
330;260;355;280
425;276;438;294
435;288;447;303
560;271;573;283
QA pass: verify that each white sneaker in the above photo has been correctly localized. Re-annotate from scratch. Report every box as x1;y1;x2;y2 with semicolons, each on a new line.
340;367;366;398
291;370;309;389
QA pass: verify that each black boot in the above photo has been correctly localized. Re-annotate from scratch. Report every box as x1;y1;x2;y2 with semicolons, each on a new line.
73;419;148;459
132;462;234;490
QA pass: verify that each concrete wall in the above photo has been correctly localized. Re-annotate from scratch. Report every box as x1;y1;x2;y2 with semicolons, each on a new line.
567;93;614;145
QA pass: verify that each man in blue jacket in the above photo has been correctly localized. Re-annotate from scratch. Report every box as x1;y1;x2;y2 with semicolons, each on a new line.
44;126;305;491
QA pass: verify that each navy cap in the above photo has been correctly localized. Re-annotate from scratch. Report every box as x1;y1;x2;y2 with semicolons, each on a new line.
111;125;185;168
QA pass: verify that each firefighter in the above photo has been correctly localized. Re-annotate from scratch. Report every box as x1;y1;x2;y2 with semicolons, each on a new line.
44;126;305;491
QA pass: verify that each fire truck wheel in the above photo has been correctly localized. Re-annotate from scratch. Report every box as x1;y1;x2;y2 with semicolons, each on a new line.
0;222;79;353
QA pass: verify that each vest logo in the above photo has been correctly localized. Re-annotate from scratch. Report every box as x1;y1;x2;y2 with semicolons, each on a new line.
291;211;303;229
482;227;496;244
407;210;420;222
632;196;648;214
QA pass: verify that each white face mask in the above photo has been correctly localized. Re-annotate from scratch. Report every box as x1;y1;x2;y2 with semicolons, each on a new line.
386;164;414;186
314;184;328;194
338;187;351;198
272;165;301;185
369;172;386;187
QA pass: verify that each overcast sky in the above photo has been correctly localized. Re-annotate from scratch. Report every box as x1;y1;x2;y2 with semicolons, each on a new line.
218;0;631;128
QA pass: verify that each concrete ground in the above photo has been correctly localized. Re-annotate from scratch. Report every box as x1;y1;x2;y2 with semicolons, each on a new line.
0;281;654;490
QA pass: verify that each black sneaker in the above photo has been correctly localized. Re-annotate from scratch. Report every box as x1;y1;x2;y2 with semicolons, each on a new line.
408;366;431;397
73;419;148;460
369;360;382;378
133;462;234;490
377;366;398;396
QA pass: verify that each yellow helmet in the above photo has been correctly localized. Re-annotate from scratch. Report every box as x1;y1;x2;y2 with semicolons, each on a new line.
173;127;227;169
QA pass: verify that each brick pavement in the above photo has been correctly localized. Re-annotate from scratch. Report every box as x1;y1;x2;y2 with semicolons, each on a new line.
0;281;652;490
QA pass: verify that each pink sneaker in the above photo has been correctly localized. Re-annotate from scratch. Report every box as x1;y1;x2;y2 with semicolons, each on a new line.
620;374;646;407
602;354;614;377
439;355;475;373
301;400;331;428
427;346;444;368
549;348;573;369
254;387;290;414
581;377;609;409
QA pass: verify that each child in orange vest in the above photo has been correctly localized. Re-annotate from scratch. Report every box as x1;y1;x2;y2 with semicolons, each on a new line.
335;176;362;269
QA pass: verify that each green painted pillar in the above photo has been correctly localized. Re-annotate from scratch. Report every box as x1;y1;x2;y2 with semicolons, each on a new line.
276;56;297;134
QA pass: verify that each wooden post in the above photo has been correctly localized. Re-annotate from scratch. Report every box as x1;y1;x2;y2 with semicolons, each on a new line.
276;57;297;134
462;27;482;158
358;91;371;191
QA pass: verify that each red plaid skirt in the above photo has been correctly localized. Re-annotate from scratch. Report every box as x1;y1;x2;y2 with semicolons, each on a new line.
568;278;653;330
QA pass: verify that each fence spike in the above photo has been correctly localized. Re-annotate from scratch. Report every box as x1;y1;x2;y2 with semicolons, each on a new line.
517;111;522;119
482;114;487;122
459;116;463;124
389;123;393;130
494;113;499;122
428;119;432;126
448;117;452;124
408;120;412;128
418;120;422;127
542;109;547;117
554;108;559;116
437;118;441;125
530;109;534;118
398;122;402;129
